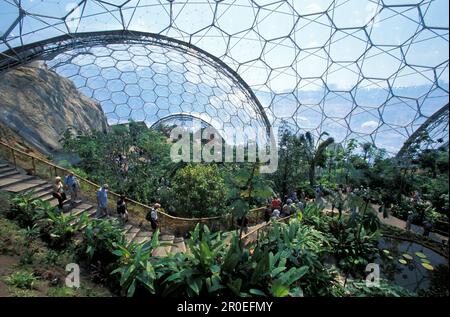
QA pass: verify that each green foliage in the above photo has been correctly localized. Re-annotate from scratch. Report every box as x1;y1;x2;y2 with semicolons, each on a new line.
8;192;52;227
61;122;174;205
111;232;162;297
343;280;415;297
226;163;274;219
38;208;84;249
77;217;125;265
5;271;38;290
165;164;226;217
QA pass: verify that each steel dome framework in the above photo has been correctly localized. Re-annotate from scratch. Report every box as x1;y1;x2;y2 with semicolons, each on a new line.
0;0;448;153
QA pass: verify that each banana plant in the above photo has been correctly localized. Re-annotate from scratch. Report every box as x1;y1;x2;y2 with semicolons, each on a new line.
159;224;227;297
9;192;50;227
40;208;79;249
78;217;125;264
111;230;160;297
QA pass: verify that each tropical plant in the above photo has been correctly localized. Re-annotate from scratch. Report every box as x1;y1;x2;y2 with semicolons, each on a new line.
343;279;415;297
77;217;125;266
8;192;51;227
38;208;81;249
167;164;227;217
226;162;274;238
297;131;334;186
111;231;162;297
5;271;38;290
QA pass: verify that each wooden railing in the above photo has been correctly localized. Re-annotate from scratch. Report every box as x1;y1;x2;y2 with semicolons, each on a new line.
0;140;266;236
241;214;295;246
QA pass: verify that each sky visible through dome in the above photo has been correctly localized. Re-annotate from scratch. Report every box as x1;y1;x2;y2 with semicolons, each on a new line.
0;0;448;153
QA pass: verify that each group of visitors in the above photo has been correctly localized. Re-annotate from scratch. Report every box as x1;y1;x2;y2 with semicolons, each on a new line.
97;184;160;230
263;193;304;222
51;173;160;232
52;172;80;211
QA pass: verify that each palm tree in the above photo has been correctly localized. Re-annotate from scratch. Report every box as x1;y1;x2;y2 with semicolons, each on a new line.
298;131;334;186
362;142;373;162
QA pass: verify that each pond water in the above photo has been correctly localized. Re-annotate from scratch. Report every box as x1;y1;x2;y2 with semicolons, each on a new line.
376;237;449;293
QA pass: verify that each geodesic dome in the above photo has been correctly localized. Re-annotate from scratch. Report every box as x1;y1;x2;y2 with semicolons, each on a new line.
0;0;448;153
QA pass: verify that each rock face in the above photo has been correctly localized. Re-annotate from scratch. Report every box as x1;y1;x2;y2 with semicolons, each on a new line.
0;61;109;155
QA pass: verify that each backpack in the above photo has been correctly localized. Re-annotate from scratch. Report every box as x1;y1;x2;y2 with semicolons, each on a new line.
146;208;154;221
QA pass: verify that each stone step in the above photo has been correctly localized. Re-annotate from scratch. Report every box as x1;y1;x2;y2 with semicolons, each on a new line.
125;227;140;243
152;234;174;256
133;231;152;245
170;237;186;254
29;185;54;199
0;174;34;189
160;234;175;241
0;169;20;179
68;203;94;217
122;224;133;233
39;193;55;203
0;165;14;173
78;208;98;230
0;166;17;175
0;160;191;258
1;178;48;193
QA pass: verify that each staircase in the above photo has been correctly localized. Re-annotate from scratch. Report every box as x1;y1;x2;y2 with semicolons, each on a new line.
0;160;188;256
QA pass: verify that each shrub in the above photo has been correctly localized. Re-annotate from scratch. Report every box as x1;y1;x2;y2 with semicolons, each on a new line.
77;217;125;266
168;164;227;217
8;192;50;227
5;271;38;290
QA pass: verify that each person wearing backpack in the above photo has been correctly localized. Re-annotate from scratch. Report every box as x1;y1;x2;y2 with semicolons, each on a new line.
146;203;160;231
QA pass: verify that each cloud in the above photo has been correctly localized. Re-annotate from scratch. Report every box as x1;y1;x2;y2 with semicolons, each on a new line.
361;120;379;130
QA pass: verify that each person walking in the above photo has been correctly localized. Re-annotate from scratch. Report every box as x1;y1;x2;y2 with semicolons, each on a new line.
146;203;160;231
271;208;281;219
52;176;66;212
282;198;294;217
96;184;109;218
422;219;433;238
405;212;413;231
64;172;80;207
117;195;129;225
271;196;282;211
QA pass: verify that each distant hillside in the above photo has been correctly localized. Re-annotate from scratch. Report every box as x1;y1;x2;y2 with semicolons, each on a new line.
0;61;109;155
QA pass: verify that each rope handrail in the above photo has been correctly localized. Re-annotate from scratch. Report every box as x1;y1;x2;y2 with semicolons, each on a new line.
241;214;294;241
0;140;265;223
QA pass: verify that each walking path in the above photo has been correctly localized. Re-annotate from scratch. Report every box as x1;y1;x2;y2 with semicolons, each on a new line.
2;159;446;259
0;160;264;257
323;198;448;244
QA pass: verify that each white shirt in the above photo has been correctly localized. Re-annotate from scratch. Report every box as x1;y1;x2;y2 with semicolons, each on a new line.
151;209;158;221
272;209;280;218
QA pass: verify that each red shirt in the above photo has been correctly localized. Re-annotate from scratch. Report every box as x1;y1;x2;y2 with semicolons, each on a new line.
271;198;281;209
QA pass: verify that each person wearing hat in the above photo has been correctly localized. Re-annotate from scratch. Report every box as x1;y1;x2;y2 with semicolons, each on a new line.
52;176;66;211
96;184;109;218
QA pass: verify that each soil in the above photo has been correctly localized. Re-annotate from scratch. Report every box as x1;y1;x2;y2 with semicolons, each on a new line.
0;255;17;296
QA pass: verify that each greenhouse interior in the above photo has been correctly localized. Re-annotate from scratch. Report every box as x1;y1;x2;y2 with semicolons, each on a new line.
0;0;448;299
